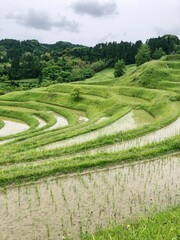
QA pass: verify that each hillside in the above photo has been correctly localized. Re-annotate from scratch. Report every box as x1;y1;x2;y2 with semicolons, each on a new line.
0;53;179;186
0;34;180;94
114;54;180;91
0;54;179;239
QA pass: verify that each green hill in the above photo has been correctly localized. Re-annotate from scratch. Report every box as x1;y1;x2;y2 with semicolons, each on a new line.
0;55;179;186
0;53;179;239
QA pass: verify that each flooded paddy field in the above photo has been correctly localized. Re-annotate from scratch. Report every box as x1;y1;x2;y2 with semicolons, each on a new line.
0;117;29;137
46;111;69;131
0;154;179;240
42;111;137;151
0;56;179;239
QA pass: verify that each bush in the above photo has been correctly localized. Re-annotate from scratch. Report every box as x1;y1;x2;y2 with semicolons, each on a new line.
114;59;126;77
135;44;151;66
91;60;106;72
71;87;81;101
152;48;166;60
0;90;5;95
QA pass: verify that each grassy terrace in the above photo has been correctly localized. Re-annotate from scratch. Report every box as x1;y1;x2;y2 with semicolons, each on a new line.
0;55;179;186
0;55;179;239
82;205;180;240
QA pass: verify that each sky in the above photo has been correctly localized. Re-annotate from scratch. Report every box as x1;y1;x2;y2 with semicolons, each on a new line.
0;0;180;46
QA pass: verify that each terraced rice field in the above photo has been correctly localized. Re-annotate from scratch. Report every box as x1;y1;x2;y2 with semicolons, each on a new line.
0;57;180;239
0;154;179;240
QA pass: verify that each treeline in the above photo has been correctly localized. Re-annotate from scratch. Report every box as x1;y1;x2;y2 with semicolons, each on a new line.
0;39;82;61
0;34;179;88
68;34;180;64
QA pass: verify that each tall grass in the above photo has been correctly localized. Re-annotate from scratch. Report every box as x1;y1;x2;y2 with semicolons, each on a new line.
82;206;180;240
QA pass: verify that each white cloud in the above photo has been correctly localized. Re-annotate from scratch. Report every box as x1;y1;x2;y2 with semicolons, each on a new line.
6;9;80;32
154;25;180;36
0;0;179;46
71;0;118;17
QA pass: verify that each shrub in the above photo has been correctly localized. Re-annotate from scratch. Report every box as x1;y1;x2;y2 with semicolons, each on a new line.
71;87;81;101
114;59;126;77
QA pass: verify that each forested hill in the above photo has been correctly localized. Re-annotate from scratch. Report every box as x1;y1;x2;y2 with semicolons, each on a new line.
0;34;180;93
0;39;84;56
0;34;179;63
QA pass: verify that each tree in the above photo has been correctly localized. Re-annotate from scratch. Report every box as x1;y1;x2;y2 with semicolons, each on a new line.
8;56;21;80
0;50;7;63
42;64;63;82
114;59;125;77
135;44;151;66
152;48;166;59
71;88;81;101
21;52;41;79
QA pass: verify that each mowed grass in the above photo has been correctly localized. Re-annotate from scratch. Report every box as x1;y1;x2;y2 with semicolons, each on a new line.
82;205;180;240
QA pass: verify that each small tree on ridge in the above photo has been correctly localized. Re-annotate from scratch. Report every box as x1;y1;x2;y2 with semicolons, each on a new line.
114;59;126;78
71;87;81;101
135;44;151;66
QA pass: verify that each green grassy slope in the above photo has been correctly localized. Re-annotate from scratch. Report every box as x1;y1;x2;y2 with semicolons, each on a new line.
0;54;179;239
113;55;180;90
0;55;179;187
82;205;180;240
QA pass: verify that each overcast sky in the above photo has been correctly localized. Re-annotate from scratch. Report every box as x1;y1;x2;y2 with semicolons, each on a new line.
1;0;180;46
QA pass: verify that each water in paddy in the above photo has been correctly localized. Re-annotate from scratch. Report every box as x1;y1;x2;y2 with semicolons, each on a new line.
33;116;46;129
43;111;136;151
0;154;179;240
46;111;68;131
0;117;29;137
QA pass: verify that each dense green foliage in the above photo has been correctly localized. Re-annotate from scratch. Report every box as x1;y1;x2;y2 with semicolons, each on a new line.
0;34;180;93
135;44;151;66
114;59;125;77
152;47;166;59
71;87;81;101
147;34;179;54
